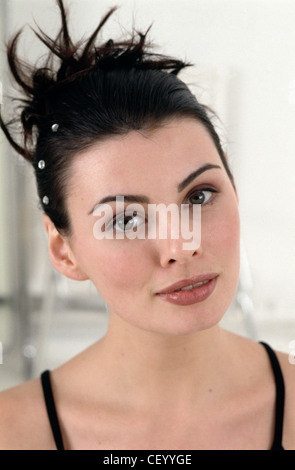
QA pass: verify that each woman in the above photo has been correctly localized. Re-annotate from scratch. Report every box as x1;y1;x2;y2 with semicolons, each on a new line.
0;0;294;450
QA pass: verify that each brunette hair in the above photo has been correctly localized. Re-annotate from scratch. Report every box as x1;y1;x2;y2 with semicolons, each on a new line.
0;0;234;236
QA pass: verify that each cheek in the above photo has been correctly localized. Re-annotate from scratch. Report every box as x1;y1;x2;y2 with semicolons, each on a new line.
218;208;240;252
203;200;240;261
90;243;151;295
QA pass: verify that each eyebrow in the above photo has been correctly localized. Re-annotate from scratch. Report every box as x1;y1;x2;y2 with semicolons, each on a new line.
177;163;221;192
89;163;221;214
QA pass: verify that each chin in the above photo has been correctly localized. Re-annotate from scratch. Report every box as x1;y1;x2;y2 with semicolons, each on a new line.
145;305;226;338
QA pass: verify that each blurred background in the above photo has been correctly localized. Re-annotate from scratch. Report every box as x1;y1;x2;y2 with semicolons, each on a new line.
1;0;295;391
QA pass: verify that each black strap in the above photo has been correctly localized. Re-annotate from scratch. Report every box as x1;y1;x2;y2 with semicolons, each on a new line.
40;344;285;451
260;342;285;450
41;370;65;450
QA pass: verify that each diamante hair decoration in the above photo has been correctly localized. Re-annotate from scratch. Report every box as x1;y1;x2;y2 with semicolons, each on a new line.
38;160;45;169
51;123;59;132
42;196;49;205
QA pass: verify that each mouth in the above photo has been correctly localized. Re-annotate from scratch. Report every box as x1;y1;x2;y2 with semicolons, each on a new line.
173;279;211;291
156;273;219;306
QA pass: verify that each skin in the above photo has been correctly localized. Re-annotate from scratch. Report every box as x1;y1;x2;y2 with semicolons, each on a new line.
60;117;240;336
0;117;294;450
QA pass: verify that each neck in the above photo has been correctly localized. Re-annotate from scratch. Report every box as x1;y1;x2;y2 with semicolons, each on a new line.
95;313;229;408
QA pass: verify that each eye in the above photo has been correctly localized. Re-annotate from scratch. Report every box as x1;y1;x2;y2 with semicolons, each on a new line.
111;211;145;233
188;188;218;206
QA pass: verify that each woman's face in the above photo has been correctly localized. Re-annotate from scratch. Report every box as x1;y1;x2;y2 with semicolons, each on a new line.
64;118;240;336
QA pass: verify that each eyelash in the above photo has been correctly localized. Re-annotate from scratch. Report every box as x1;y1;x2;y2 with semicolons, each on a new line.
106;187;219;234
186;186;219;207
108;211;146;233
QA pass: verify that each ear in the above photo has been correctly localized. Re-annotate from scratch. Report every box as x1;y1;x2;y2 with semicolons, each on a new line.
42;214;89;281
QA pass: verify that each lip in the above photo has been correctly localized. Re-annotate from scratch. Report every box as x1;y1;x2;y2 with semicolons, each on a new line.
156;273;219;306
157;273;219;294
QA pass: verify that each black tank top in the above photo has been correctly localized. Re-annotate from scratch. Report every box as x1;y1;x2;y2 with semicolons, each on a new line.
40;341;285;450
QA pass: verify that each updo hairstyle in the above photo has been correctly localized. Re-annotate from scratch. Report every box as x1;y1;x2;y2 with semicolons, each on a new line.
0;0;234;236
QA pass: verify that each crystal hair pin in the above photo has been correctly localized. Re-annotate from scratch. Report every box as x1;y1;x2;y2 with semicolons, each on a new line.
42;196;49;205
38;160;45;169
51;123;59;132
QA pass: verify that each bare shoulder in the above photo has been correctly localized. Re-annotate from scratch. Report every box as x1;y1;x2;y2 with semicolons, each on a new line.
275;348;295;449
223;331;295;449
244;336;295;449
0;376;56;450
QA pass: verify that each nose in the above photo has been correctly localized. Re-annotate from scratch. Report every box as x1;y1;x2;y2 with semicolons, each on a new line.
157;235;201;268
149;202;202;267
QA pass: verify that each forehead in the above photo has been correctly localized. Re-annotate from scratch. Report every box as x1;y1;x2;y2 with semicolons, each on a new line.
69;118;222;197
